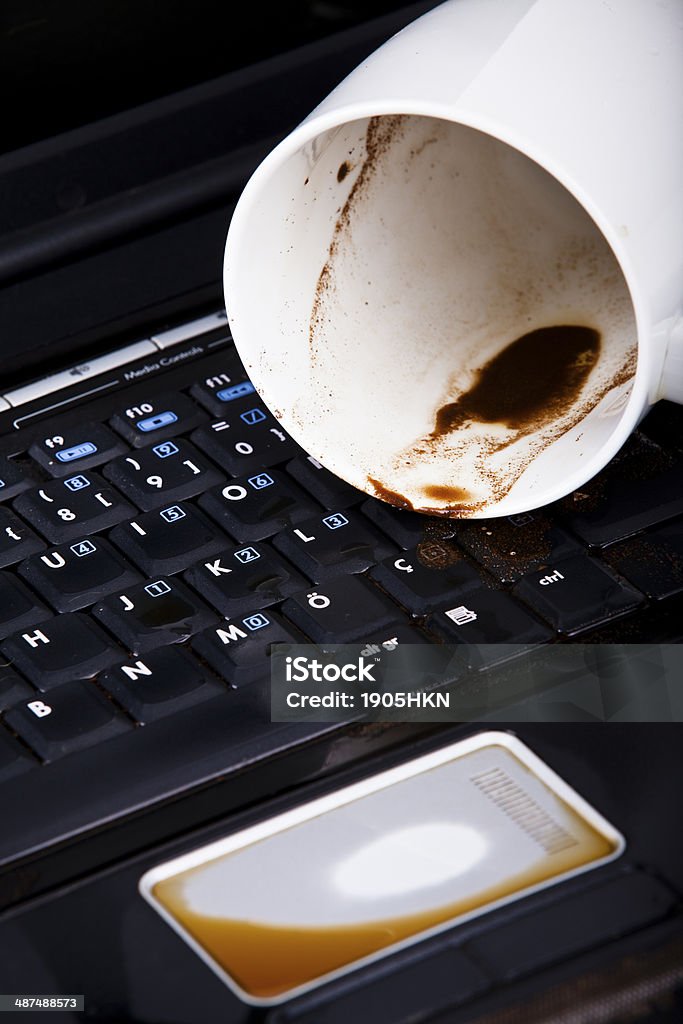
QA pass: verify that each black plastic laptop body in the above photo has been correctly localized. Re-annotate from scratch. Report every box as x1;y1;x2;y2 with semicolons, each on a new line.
0;4;681;1022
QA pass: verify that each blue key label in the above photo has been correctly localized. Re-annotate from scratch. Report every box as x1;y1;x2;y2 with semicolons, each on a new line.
216;382;256;403
55;442;98;463
137;411;178;433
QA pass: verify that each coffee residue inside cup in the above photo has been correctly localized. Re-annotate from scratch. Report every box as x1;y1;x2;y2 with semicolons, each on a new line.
307;114;637;519
433;325;600;436
368;324;603;515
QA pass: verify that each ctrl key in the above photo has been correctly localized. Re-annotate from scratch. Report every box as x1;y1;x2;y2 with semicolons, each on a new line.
4;682;130;762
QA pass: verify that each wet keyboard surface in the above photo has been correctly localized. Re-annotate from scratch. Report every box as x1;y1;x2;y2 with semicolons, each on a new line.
0;312;681;876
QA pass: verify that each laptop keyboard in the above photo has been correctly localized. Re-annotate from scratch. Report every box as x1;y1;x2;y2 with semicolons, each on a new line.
0;313;682;872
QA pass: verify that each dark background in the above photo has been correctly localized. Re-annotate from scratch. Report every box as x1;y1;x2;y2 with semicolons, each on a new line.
0;1;416;154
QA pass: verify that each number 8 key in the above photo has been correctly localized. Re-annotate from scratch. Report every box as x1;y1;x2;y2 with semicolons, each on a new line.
13;472;135;543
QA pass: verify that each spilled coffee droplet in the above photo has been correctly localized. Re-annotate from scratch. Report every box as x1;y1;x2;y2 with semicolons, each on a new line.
433;325;601;437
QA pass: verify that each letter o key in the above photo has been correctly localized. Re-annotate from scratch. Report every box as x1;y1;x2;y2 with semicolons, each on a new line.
222;483;248;501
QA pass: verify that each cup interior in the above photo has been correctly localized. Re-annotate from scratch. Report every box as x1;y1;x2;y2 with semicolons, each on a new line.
228;114;638;516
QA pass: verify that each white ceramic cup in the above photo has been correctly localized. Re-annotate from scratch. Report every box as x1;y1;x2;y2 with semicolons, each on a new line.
224;0;683;518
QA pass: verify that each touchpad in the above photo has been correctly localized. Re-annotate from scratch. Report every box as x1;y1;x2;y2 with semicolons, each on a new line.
139;731;624;1004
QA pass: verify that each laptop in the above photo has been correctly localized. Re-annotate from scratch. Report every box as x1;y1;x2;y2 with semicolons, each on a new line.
0;2;682;1020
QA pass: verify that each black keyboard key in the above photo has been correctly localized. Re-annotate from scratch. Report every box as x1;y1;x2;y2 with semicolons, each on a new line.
93;577;218;654
361;498;436;550
352;624;458;693
0;728;36;782
28;422;127;476
457;512;582;583
99;647;224;724
189;363;252;417
103;440;223;512
191;416;300;475
282;576;399;642
109;392;205;447
428;587;553;668
1;614;122;690
198;469;318;542
287;455;361;509
192;610;302;686
0;663;33;712
358;622;433;653
14;472;133;543
184;541;305;617
370;543;481;615
273;509;396;582
109;503;226;576
0;456;34;502
0;508;44;567
4;682;130;762
557;434;683;547
604;520;683;601
0;573;51;640
18;536;141;612
513;555;643;636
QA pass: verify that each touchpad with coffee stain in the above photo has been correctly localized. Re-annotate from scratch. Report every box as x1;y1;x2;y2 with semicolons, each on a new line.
140;732;623;1005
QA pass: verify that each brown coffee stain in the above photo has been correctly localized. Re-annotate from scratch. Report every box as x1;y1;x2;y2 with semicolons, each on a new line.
401;330;635;519
367;479;479;518
415;517;462;567
415;539;461;569
433;326;600;437
310;115;408;358
367;476;414;510
423;484;473;503
419;501;483;517
154;822;614;999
